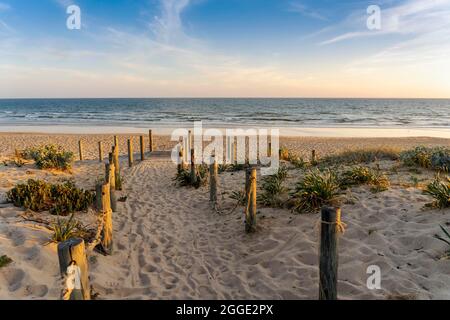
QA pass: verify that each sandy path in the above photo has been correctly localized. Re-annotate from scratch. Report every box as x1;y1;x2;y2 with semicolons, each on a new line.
86;155;449;300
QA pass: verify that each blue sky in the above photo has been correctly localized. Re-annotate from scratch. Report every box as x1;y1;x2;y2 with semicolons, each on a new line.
0;0;449;98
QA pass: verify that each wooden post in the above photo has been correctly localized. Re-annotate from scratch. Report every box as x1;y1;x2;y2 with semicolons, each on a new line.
114;135;119;147
127;138;133;167
149;130;153;152
57;238;90;300
188;130;192;153
78;140;83;161
319;206;339;300
98;142;103;162
190;148;197;185
209;156;218;203
106;163;117;212
112;146;121;190
245;167;257;233
99;183;113;255
268;142;272;157
140;135;145;161
312;149;317;165
177;146;184;173
95;182;103;210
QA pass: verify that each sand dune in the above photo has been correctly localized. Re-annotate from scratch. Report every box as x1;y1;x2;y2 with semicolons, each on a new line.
0;134;449;299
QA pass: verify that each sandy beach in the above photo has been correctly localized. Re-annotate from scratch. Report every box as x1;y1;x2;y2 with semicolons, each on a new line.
0;133;449;300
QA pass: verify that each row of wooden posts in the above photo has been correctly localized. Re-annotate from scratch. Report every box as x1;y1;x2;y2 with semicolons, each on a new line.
77;130;154;166
206;150;340;300
57;137;126;300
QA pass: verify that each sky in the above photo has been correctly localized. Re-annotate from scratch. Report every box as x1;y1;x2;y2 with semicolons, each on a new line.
0;0;449;98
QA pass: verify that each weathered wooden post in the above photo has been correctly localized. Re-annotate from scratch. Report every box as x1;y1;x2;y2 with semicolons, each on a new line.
312;149;317;165
99;182;113;255
98;142;103;162
112;146;121;190
106;163;117;212
319;206;340;300
78;140;83;161
190;148;197;185
177;145;184;173
114;135;119;147
209;156;218;204
140;135;145;161
95;181;103;210
149;130;153;152
127;138;133;168
245;167;257;233
268;142;272;157
57;238;90;300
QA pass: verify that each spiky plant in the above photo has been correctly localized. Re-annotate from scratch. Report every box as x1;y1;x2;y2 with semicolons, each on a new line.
51;214;81;242
258;166;288;207
291;169;340;213
434;225;450;258
424;175;450;208
230;190;246;206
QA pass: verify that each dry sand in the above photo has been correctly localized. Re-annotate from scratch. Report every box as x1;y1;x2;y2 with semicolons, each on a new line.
0;133;449;300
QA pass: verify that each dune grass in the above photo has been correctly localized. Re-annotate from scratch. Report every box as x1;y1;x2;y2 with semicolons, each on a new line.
400;146;450;172
23;144;74;171
258;166;288;207
424;175;450;208
319;147;400;166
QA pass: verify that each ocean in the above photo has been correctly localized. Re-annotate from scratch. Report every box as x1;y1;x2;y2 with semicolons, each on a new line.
0;98;449;136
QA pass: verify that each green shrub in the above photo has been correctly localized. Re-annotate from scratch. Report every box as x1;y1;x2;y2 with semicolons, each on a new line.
23;144;74;170
6;179;94;216
400;146;450;171
174;165;209;189
0;255;13;268
291;169;340;213
424;176;450;208
258;166;288;207
339;166;390;192
320;148;400;166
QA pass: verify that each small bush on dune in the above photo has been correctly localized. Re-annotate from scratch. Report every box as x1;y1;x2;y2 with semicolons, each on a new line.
279;147;308;168
258;166;288;207
400;146;450;171
320;148;400;166
291;169;340;213
424;175;450;208
51;213;82;242
23;144;74;171
339;166;390;192
6;179;94;215
174;165;209;189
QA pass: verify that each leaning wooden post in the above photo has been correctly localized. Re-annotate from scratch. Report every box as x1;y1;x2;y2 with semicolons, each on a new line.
105;163;117;212
245;167;257;233
99;182;113;255
319;206;339;300
127;138;133;167
209;156;218;204
190;148;197;185
98;142;103;162
312;149;317;165
78;140;83;161
140;135;145;161
57;238;90;300
149;130;153;152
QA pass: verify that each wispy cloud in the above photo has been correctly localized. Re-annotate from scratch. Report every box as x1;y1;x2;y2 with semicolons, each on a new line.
288;1;327;21
319;0;450;45
151;0;191;43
